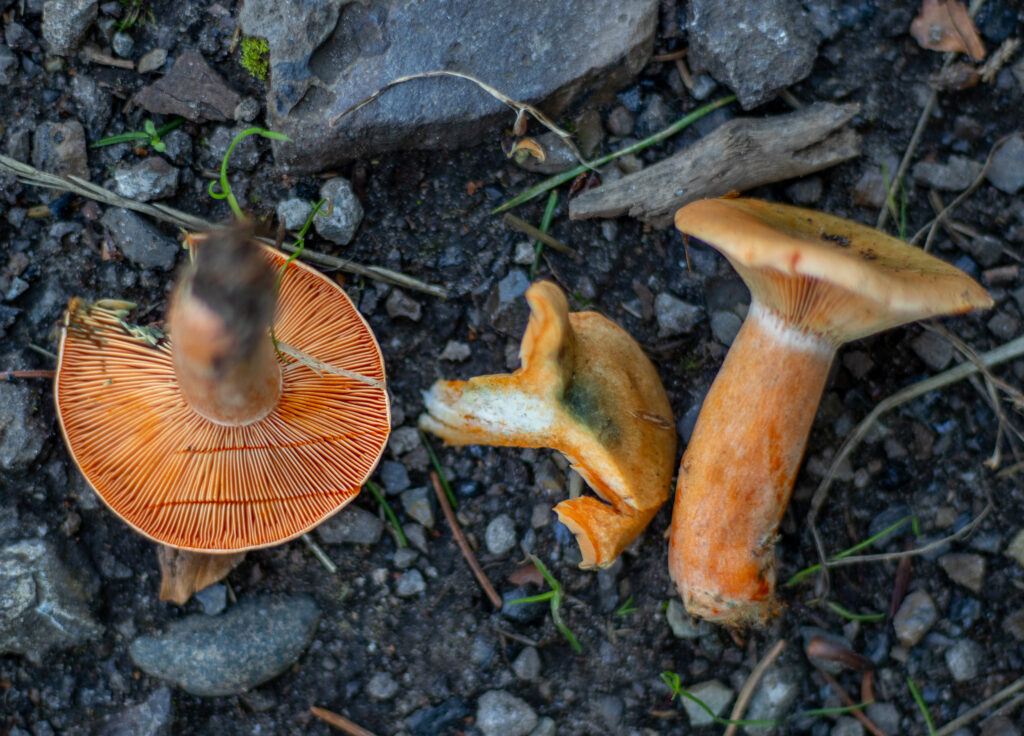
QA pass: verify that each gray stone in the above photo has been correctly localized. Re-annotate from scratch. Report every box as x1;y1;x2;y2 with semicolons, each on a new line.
988;312;1020;341
607;106;635;137
851;168;887;208
159;129;193;166
42;0;97;55
241;0;658;173
276;198;314;231
911;330;954;371
315;506;384;545
111;30;133;57
512;646;542;682
137;48;168;74
987;135;1024;194
939;553;985;593
801;627;855;675
0;539;101;661
400;487;435;528
687;0;819;109
194;584;227;616
0;45;16;87
865;703;900;735
681;679;734;727
366;671;400;700
133;50;241;122
486;269;531;334
529;717;557;736
710;310;743;345
665;598;711;639
514;132;579;175
912;156;983;191
439;340;471;362
395;569;426;597
893;590;937;647
70;73;112;139
476;690;538;736
92;687;172;736
204;124;262;172
965;235;1004;267
380;460;411;494
113;157;180;202
385;289;423;321
1005;528;1024;567
403;523;429;554
32;120;88;180
485;514;517;556
635;94;673;137
100;208;179;271
655;292;702;337
314;177;364;245
592;694;624;731
234;97;261;123
945;638;982;682
513;241;537;265
389;426;421;455
129;595;319;696
831;716;864;736
0;382;48;470
744;665;800;735
393;548;418;568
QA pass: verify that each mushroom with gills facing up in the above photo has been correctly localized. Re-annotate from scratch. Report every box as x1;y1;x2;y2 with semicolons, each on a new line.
54;231;390;604
668;197;993;626
419;280;676;568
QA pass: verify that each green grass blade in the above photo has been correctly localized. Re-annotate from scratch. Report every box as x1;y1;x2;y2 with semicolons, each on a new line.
907;676;937;736
826;601;886;623
420;431;458;509
365;480;408;548
505;591;556;605
530;189;559;277
786;515;914;586
492;94;736;214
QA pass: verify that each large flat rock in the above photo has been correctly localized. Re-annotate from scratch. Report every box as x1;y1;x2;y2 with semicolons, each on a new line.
241;0;658;174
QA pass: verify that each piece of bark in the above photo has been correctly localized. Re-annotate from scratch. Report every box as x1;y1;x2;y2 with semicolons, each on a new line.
157;545;245;605
569;102;862;228
133;50;241;122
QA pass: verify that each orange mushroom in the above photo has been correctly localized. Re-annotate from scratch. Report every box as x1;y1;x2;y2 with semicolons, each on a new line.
55;231;389;603
419;280;676;568
669;198;993;625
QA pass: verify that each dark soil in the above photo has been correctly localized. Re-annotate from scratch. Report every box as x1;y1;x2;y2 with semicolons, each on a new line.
2;1;1023;735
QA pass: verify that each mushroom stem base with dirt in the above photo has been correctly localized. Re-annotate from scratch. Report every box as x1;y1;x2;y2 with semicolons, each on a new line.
668;303;834;625
157;546;246;605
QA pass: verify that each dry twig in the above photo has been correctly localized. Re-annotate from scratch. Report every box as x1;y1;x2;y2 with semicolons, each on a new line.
933;676;1024;736
722;639;787;736
806;335;1024;594
430;471;503;609
817;669;889;736
310;706;378;736
0;369;55;380
0;154;447;298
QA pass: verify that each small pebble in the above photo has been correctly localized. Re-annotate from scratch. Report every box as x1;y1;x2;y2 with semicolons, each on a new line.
395;569;426;597
892;590;937;647
389;426;420;455
393;548;418;569
386;289;422;321
476;690;538;736
400;487;435;528
681;679;734;727
194;584;227;616
988;312;1020;341
655;292;702;337
113;157;180;202
912;155;983;191
512;646;542;682
987;135;1024;194
865;703;900;735
380;460;411;494
366;671;400;700
314;177;363;245
315;506;383;546
945;638;982;681
665;599;711;639
606;105;634;137
710;311;743;346
485;514;517;556
276;198;313;231
939;553;985;593
137;48;167;74
513;241;536;265
530;503;552;529
981;716;1021;736
831;716;864;736
910;331;953;371
439;340;471;361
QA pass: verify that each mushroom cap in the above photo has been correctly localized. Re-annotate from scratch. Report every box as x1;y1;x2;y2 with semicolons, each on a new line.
419;280;676;567
675;198;994;343
55;244;390;553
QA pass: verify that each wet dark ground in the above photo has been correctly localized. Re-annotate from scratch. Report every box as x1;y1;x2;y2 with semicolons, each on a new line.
2;1;1024;735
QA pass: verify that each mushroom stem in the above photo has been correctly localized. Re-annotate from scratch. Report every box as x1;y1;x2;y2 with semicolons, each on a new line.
169;234;281;426
669;302;835;625
156;545;245;605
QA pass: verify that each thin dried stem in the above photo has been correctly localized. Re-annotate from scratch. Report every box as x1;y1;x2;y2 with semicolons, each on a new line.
722;639;787;736
933;676;1024;736
0;369;55;380
0;154;446;298
301;534;337;574
277;342;386;389
817;669;889;736
310;706;378;736
430;471;503;609
807;334;1024;596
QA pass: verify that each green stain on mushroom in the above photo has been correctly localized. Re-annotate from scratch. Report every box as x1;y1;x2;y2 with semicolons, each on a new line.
561;375;620;446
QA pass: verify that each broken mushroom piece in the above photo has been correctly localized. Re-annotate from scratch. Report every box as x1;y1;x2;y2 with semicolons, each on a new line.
55;233;390;604
419;280;676;568
669;198;993;625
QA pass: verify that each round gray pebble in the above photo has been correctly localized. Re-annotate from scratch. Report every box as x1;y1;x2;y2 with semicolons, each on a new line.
485;514;517;556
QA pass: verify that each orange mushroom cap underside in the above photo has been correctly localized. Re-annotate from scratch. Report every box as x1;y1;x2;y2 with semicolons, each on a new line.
55;246;390;552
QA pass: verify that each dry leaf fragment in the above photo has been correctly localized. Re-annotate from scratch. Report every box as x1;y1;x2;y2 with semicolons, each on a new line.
911;0;986;61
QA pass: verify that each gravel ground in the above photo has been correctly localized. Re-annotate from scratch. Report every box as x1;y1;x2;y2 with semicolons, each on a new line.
2;1;1024;735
